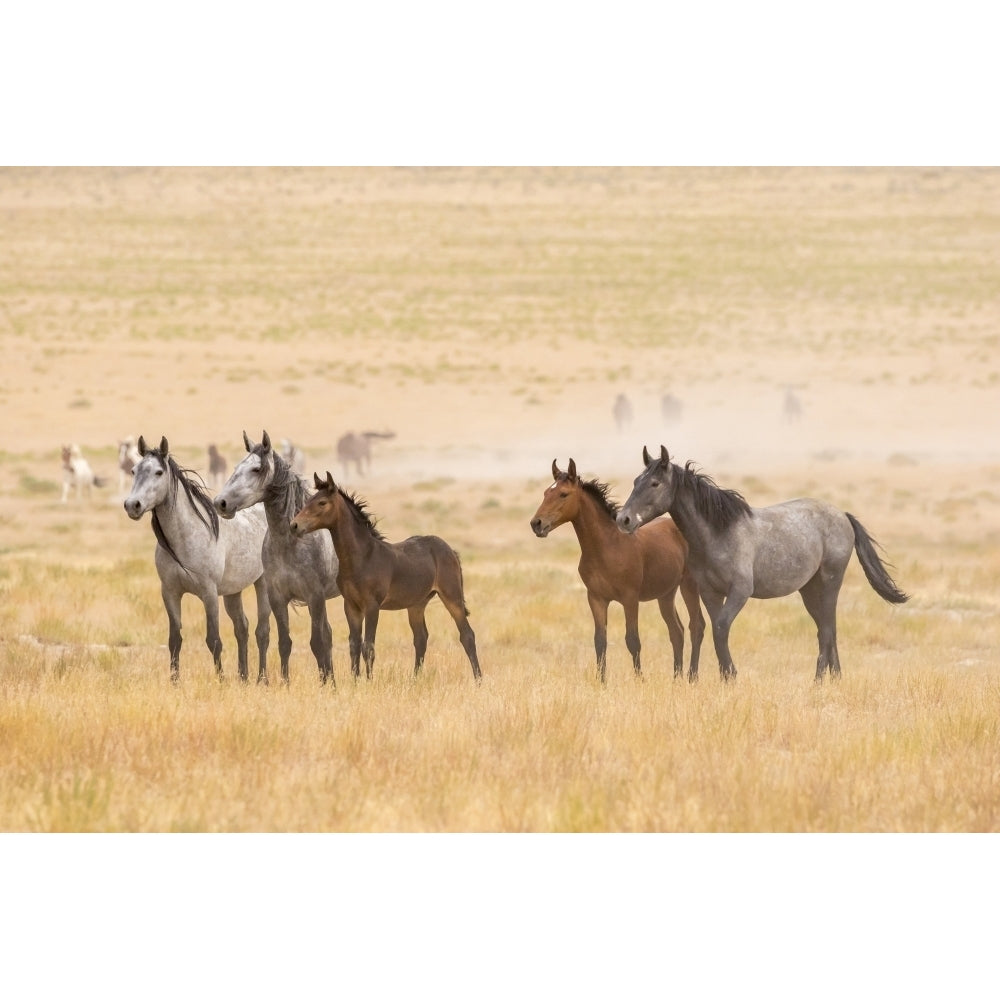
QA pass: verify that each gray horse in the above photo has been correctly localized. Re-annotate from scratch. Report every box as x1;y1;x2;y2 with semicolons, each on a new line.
617;445;908;682
215;431;341;685
124;436;271;683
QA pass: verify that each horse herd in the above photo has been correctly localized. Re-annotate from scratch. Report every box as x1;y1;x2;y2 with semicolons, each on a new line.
118;429;909;688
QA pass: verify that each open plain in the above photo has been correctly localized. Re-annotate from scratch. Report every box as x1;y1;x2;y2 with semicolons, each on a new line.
1;166;998;831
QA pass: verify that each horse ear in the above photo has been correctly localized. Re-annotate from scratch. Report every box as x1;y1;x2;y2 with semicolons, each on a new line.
159;436;169;455
325;471;336;492
261;430;271;452
138;435;148;456
567;458;578;481
551;459;561;480
243;430;252;452
659;445;669;464
642;445;652;467
313;472;324;490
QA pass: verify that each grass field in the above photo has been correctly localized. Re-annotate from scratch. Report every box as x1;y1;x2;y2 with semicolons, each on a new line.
1;167;999;832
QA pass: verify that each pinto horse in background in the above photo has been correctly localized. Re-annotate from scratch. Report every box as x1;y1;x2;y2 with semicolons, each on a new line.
531;458;705;683
61;444;107;502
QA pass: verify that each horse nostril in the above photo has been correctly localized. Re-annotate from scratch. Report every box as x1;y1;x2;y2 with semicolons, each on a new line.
218;498;227;511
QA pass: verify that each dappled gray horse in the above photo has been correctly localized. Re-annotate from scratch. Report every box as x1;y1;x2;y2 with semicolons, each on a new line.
124;436;271;683
617;445;908;683
215;430;341;685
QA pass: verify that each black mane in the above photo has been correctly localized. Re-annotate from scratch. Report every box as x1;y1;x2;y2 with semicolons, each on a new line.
580;477;620;520
337;486;385;540
150;449;220;565
257;444;311;520
678;461;751;530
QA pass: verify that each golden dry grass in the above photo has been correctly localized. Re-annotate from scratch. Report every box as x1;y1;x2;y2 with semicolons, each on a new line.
2;167;999;832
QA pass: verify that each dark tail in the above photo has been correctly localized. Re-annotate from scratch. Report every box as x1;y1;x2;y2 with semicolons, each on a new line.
846;513;909;604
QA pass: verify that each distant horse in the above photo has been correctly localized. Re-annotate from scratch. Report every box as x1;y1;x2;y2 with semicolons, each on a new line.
783;387;803;423
215;430;341;685
336;431;396;478
118;437;141;494
291;471;481;681
617;445;909;683
661;393;683;425
612;394;633;433
61;444;106;502
207;444;227;489
280;439;307;476
531;459;704;683
124;435;271;683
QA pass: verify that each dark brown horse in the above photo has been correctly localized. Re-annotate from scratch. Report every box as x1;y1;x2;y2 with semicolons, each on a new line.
531;459;705;683
290;472;481;682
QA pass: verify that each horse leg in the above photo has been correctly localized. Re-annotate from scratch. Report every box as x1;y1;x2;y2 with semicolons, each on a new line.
702;586;747;682
799;571;844;683
223;592;250;684
407;600;431;676
586;592;610;684
656;589;685;679
623;599;643;678
253;578;271;686
272;598;293;685
162;584;183;683
344;601;363;679
678;570;706;683
308;598;335;686
435;591;481;682
362;606;380;679
202;592;225;680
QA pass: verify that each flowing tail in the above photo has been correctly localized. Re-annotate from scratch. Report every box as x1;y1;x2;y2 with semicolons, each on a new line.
846;513;909;604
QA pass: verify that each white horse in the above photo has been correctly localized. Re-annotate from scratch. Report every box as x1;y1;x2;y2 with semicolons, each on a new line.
118;437;142;494
124;435;271;684
280;439;307;476
61;444;106;502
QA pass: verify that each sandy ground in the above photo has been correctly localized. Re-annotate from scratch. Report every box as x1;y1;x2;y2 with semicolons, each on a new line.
2;166;999;541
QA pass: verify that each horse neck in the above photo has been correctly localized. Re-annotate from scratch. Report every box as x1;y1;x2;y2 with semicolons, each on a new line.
569;489;623;556
261;473;300;539
152;473;215;557
666;468;717;554
325;496;379;569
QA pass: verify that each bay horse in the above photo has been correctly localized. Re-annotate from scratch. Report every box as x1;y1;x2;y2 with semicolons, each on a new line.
214;430;341;685
61;444;106;502
531;459;705;683
617;445;909;683
290;472;481;682
124;435;271;683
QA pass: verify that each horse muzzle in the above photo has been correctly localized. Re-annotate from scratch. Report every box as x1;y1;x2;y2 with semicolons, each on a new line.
616;510;641;534
124;498;146;520
530;517;550;538
213;495;238;519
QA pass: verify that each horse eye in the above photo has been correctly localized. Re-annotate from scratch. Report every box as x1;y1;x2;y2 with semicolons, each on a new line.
650;480;660;488
155;469;164;477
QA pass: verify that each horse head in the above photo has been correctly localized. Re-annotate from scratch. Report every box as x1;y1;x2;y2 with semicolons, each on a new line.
618;445;676;534
531;458;582;537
